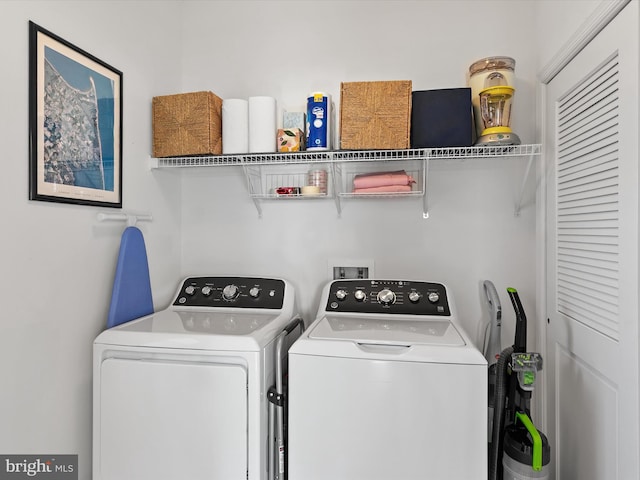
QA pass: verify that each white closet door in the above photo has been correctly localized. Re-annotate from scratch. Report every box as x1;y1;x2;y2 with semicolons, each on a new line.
544;2;638;479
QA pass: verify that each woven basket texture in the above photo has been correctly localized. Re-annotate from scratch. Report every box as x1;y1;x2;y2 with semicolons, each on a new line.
152;91;222;157
340;80;412;150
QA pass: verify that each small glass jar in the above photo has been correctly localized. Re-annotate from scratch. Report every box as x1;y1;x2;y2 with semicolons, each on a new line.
307;169;328;194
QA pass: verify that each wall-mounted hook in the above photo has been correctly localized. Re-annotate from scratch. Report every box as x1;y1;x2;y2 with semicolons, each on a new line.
96;212;153;227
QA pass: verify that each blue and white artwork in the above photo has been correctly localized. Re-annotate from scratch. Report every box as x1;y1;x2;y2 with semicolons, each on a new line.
43;47;115;192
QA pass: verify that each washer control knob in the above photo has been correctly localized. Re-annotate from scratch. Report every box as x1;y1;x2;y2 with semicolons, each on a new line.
354;290;367;302
184;285;196;296
377;289;396;306
201;286;213;296
428;292;440;303
335;289;348;300
408;291;421;303
249;287;261;298
222;284;240;301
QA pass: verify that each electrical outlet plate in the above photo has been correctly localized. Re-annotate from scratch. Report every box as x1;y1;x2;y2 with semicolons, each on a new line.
328;259;375;280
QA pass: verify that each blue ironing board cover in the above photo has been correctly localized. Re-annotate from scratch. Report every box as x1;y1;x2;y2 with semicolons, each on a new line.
107;226;154;328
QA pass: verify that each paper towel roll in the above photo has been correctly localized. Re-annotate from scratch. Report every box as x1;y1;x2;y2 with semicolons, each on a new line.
222;99;249;154
249;96;277;153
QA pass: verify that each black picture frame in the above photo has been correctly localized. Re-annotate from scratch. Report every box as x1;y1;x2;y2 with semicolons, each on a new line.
29;21;123;208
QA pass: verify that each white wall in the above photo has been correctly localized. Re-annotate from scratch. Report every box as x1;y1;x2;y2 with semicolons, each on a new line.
0;2;183;477
177;0;539;343
535;0;603;71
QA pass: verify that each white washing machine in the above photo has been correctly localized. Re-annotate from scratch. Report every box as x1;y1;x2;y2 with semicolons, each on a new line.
93;276;302;480
288;279;487;480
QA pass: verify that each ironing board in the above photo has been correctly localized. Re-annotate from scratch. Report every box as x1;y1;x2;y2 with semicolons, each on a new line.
107;226;154;328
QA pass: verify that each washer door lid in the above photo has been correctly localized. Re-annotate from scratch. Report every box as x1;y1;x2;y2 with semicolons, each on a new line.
308;315;466;346
117;311;277;335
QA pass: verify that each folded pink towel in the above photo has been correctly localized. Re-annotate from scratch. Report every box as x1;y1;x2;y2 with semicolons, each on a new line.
353;170;415;189
353;185;413;193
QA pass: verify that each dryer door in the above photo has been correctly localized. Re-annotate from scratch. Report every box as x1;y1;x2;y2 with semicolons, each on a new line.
97;357;247;480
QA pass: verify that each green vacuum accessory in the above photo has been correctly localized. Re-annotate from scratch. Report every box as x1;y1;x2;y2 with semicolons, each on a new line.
511;352;543;391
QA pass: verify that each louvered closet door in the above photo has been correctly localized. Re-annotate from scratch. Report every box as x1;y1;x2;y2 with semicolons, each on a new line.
544;2;639;479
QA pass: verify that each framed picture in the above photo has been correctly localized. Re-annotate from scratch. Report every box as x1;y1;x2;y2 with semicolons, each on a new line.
29;21;122;207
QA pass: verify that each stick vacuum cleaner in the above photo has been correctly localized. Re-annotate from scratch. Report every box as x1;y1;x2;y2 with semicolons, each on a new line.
485;284;550;480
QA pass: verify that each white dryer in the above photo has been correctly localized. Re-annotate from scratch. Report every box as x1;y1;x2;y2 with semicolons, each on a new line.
288;279;487;480
93;276;302;480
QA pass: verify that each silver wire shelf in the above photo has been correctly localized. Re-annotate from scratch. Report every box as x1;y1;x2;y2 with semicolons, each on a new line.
149;144;541;218
150;144;541;168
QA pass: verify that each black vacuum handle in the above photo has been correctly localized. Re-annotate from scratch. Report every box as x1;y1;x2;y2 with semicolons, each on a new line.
507;287;527;353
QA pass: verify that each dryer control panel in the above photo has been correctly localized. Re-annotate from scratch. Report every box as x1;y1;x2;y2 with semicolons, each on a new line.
172;276;285;309
325;279;450;316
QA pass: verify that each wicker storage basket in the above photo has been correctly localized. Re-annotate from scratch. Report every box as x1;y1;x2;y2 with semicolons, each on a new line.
152;91;222;157
339;80;412;150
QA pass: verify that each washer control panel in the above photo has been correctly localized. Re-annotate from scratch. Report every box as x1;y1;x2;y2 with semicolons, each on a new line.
172;277;285;309
325;279;450;316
